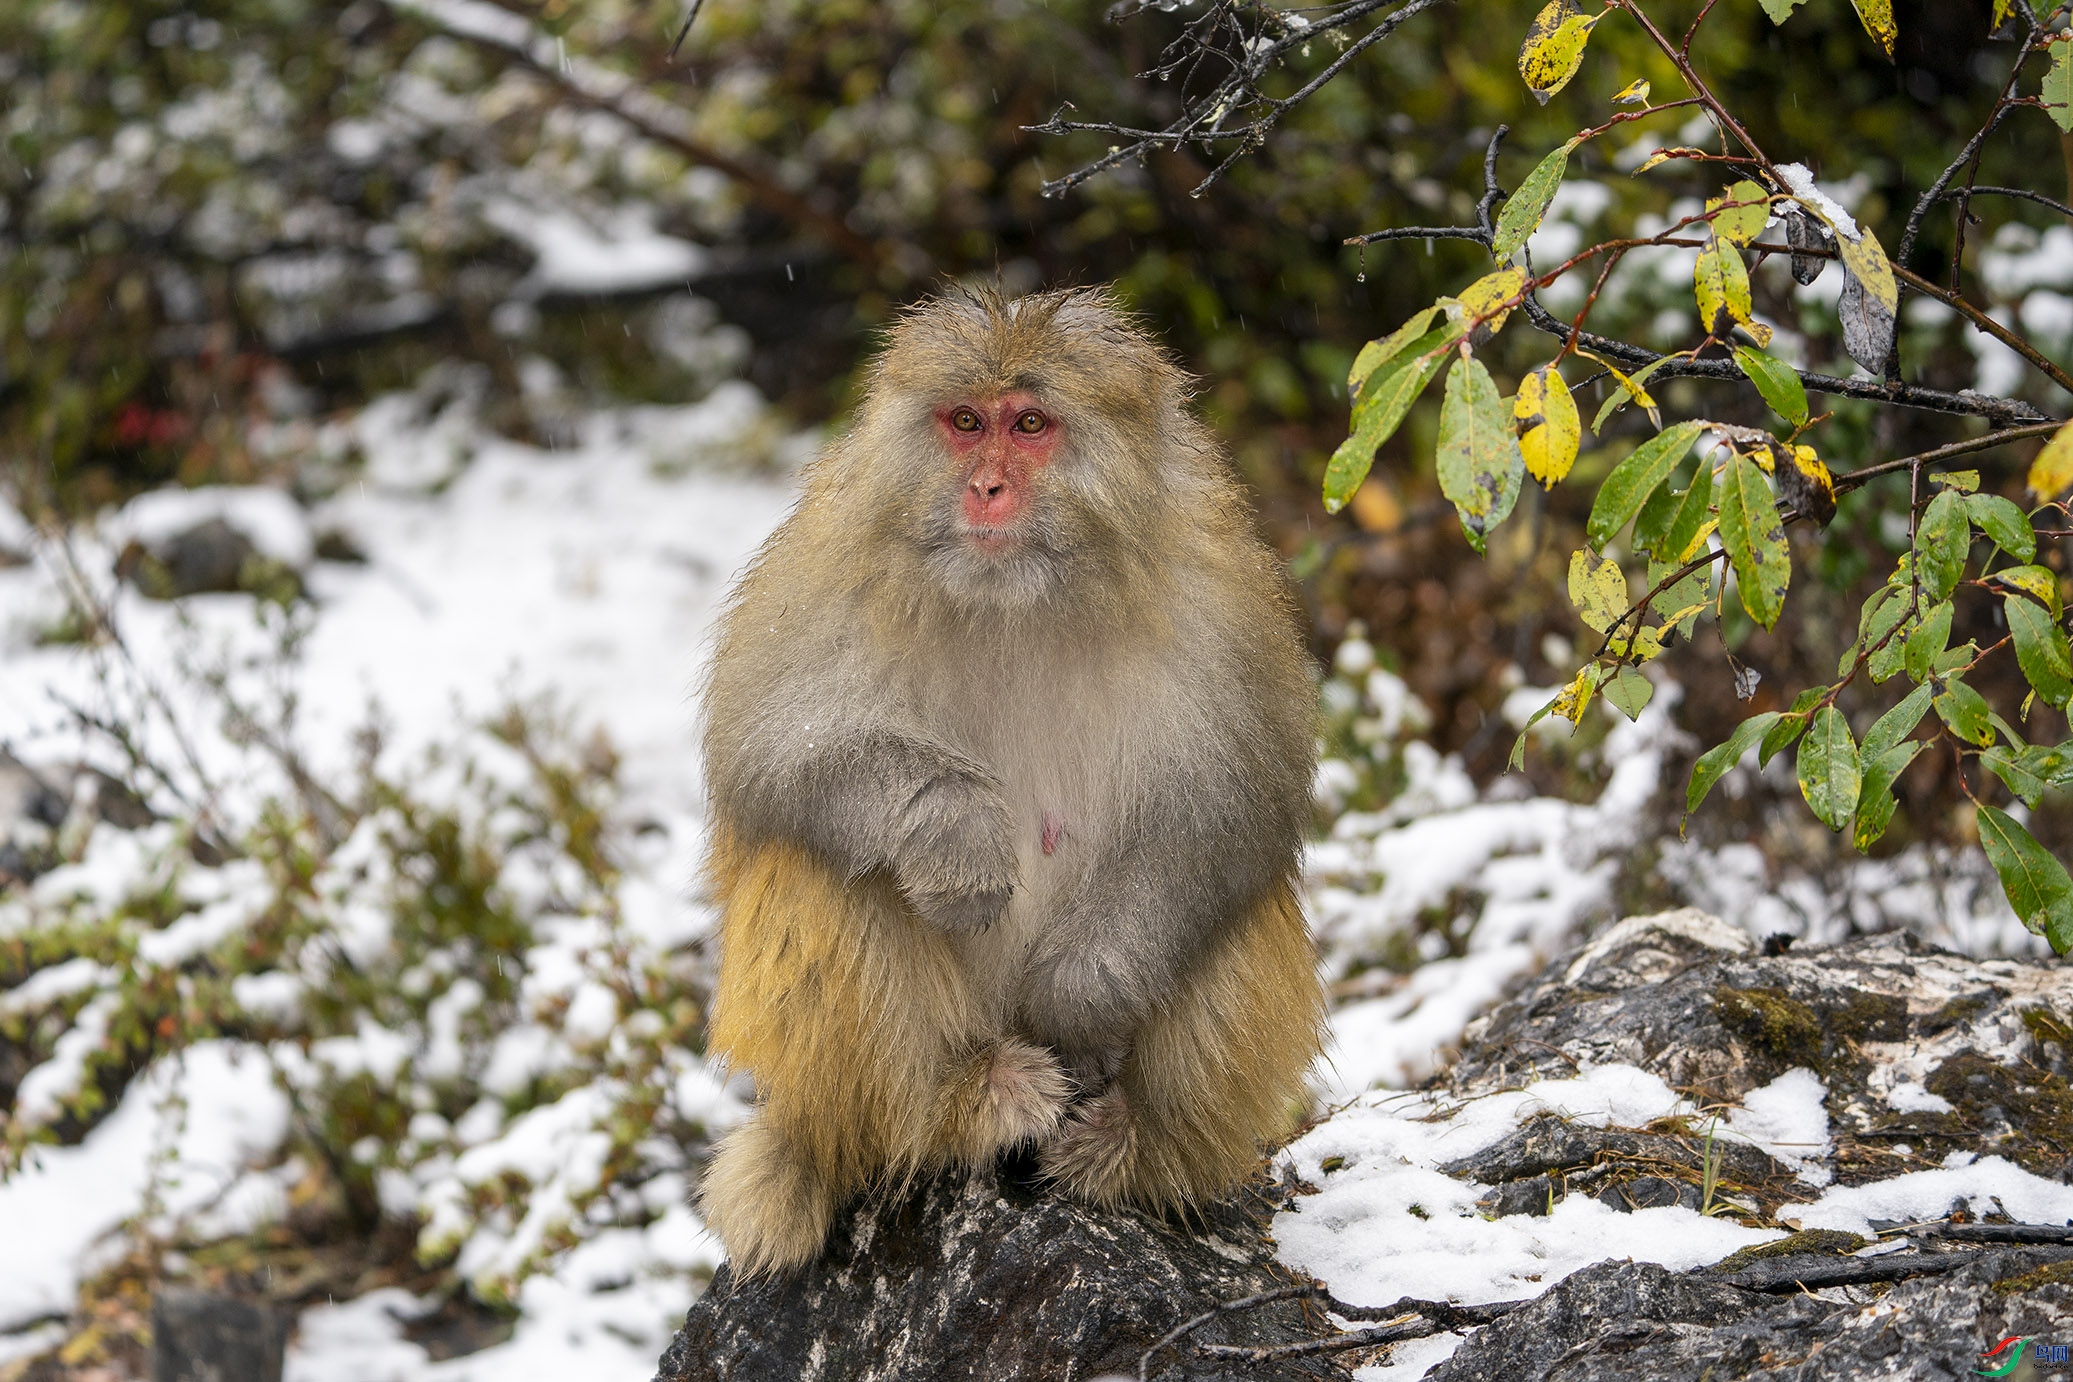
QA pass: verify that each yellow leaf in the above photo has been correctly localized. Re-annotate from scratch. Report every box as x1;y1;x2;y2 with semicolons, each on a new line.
1993;0;2015;27
1777;442;1837;526
1576;349;1661;431
1694;236;1755;339
1612;77;1650;105
1834;220;1899;316
1516;364;1582;486
1552;663;1608;724
1849;0;1895;58
1568;547;1630;634
1450;267;1531;334
1518;0;1602;104
1708;180;1772;248
2032;418;2073;502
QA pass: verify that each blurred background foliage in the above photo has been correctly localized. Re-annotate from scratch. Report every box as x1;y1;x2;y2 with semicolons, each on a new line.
4;0;2068;860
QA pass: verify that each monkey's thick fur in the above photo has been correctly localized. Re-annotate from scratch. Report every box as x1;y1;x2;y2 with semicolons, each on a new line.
698;287;1325;1276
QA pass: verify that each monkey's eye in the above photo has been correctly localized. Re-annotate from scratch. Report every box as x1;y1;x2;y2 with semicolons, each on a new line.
950;408;982;433
1014;411;1048;434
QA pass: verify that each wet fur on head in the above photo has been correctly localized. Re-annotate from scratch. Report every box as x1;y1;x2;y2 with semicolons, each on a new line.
833;285;1220;614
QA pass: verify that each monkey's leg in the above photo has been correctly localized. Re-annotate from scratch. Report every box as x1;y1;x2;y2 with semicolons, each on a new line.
1039;884;1324;1210
701;832;982;1274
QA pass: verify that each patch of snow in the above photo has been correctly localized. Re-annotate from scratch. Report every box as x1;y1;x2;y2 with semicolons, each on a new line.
114;485;315;568
1775;163;1859;240
1275;1063;1781;1360
1797;1156;2073;1235
1884;1081;1955;1115
1722;1068;1832;1186
0;1043;288;1331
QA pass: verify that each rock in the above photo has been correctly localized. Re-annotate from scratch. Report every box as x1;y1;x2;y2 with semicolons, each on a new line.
151;1288;288;1382
654;1157;1346;1382
0;754;156;886
116;517;305;600
1424;1247;2073;1382
1452;912;2073;1185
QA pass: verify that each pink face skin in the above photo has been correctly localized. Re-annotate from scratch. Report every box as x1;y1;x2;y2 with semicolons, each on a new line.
936;390;1061;552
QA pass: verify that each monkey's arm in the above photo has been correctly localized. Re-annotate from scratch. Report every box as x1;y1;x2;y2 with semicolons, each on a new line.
707;705;1018;934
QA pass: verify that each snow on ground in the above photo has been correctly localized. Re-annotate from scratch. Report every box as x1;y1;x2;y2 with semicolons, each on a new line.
1275;1063;2073;1379
0;384;789;1372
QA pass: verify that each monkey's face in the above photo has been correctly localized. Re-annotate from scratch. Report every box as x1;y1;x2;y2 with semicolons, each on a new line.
912;389;1092;608
939;391;1059;549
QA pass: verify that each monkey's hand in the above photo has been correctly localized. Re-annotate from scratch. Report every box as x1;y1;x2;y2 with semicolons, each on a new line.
891;770;1018;932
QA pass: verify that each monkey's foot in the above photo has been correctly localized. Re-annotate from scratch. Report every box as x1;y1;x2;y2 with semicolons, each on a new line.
698;1116;840;1279
940;1039;1071;1159
1037;1084;1137;1203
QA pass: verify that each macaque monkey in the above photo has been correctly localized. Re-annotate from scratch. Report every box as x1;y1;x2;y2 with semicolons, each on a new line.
697;286;1324;1276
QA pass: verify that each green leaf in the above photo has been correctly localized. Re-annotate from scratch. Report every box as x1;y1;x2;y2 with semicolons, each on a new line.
1732;346;1810;428
1646;559;1713;640
1857;584;1914;683
1759;0;1809;21
1903;601;1952;681
1989;565;2063;619
1930;469;1980;493
1708;181;1773;248
1348;307;1441;394
1568;547;1631;633
1586;420;1708;550
1984;746;2053;809
1324;327;1456;512
1797;705;1861;831
1861;682;1933;760
1961;494;2036;563
1717;450;1790;629
1761;687;1826;766
1687;712;1783;814
1915;489;1971;603
1852;742;1920;851
1932;676;1995;747
1493;138;1583;261
1518;0;1602;104
2006;594;2073;709
1657;458;1716;564
1435;353;1526;553
2046;35;2073;134
1605;666;1654;720
1977;805;2073;952
1516;364;1582;487
1632;462;1691;557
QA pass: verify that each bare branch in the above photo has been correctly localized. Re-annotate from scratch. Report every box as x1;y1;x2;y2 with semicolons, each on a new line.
379;0;885;269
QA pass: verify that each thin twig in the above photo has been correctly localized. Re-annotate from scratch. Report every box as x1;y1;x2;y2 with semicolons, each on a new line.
1832;421;2065;493
1898;11;2044;269
1935;184;2073;220
380;0;883;268
1476;125;1511;240
1892;264;2073;395
1512;292;2053;424
664;0;706;61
